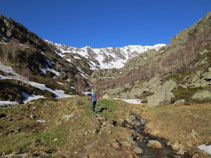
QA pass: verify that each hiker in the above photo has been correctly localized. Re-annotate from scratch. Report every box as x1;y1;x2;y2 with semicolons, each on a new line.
89;92;98;112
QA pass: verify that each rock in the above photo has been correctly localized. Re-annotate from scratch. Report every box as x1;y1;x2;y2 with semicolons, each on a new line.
147;80;177;107
147;140;162;149
6;29;12;37
147;90;175;108
54;138;58;142
130;87;144;99
32;106;37;110
117;119;124;126
133;146;143;154
177;149;185;155
202;71;211;81
126;115;136;123
122;141;132;148
0;113;6;118
194;58;208;67
192;90;211;101
174;99;185;105
148;76;162;90
102;94;110;99
112;140;121;149
191;129;198;138
127;136;136;145
172;142;184;151
62;114;74;121
93;129;99;134
163;79;177;91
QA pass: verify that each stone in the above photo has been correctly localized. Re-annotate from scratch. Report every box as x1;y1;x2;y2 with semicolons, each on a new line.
147;140;162;149
147;80;177;107
148;76;161;90
62;114;74;121
174;99;185;106
147;90;175;108
191;129;198;138
6;29;12;37
130;87;144;99
126;115;136;123
0;113;6;118
112;141;121;149
162;80;177;91
192;90;211;101
93;129;99;134
133;146;143;154
127;136;136;145
172;142;184;151
177;149;185;155
132;120;141;127
102;94;109;99
202;71;211;80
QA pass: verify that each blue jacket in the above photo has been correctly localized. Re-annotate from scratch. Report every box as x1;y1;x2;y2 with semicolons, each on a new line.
92;93;96;102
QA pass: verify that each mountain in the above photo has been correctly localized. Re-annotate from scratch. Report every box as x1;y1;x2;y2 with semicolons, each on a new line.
46;40;165;69
94;12;211;107
0;15;90;105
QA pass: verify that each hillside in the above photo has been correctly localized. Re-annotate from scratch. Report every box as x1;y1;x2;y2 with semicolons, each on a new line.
0;15;91;105
93;12;211;107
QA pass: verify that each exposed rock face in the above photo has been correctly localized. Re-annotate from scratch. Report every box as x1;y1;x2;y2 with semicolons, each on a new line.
94;13;211;106
192;90;211;101
147;80;177;107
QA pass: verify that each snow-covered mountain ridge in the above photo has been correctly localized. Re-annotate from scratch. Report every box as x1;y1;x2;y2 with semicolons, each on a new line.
46;40;166;69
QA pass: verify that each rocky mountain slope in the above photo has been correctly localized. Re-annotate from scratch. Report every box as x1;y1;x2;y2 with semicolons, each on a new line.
94;12;211;107
0;15;90;105
0;14;166;105
47;41;165;70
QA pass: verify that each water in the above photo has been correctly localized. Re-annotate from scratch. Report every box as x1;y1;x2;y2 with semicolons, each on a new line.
125;113;191;158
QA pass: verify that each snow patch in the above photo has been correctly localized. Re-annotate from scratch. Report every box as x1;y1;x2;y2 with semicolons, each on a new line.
40;66;60;76
198;144;211;155
0;101;19;107
22;92;45;104
83;91;92;96
28;81;72;98
115;98;142;104
36;120;46;123
57;82;64;85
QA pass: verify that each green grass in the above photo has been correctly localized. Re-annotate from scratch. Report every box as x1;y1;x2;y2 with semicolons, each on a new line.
173;87;202;103
0;132;35;154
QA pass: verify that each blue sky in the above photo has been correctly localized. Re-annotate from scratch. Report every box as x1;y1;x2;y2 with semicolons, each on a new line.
1;0;211;48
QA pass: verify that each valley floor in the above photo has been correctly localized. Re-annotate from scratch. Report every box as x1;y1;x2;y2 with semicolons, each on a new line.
0;97;210;158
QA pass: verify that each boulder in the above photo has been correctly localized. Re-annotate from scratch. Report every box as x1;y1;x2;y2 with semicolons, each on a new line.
192;90;211;101
147;89;175;108
147;80;177;107
126;115;136;123
147;140;163;149
202;71;211;81
147;76;161;90
133;146;143;154
130;87;143;98
102;94;109;99
174;99;185;106
163;80;177;91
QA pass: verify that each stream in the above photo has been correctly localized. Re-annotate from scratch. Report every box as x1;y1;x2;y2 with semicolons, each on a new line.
124;112;192;158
